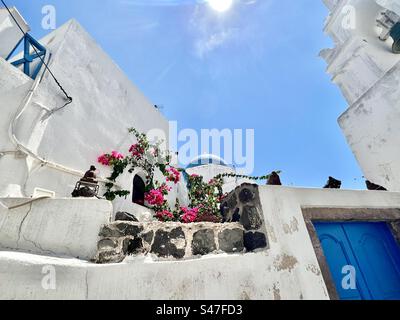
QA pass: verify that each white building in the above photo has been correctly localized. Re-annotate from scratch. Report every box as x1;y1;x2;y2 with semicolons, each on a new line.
321;0;400;191
0;12;173;213
0;4;400;300
185;154;251;194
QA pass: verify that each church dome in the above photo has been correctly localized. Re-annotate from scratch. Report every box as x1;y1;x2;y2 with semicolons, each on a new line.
186;154;229;169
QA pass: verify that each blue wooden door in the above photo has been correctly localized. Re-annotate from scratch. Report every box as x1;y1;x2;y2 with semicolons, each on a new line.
314;222;400;300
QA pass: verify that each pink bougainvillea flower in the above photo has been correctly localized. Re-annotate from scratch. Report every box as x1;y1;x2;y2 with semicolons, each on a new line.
155;210;174;222
111;151;124;160
181;207;199;224
166;167;181;184
98;151;124;167
145;183;173;208
144;189;165;207
98;154;110;166
190;174;200;178
159;184;172;194
129;144;144;158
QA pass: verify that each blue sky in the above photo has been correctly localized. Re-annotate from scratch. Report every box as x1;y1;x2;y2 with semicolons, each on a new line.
6;0;366;189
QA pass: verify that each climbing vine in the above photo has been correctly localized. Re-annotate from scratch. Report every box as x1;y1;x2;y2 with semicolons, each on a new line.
214;171;282;182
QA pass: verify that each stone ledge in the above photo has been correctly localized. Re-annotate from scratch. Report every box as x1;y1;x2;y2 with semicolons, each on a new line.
95;221;246;264
0;198;112;260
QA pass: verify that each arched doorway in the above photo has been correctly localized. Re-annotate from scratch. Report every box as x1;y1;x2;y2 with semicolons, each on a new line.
132;175;145;205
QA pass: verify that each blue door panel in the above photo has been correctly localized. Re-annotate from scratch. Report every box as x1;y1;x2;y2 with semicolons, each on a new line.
315;223;369;300
343;223;400;300
314;222;400;300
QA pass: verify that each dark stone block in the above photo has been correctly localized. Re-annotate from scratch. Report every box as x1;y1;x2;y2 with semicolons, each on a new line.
142;231;154;245
239;188;255;203
99;223;143;238
99;225;124;238
115;222;143;237
241;206;263;231
222;206;240;223
232;208;241;223
192;229;216;256
218;228;245;253
244;232;268;251
97;239;118;250
227;193;238;208
123;238;143;255
151;228;186;259
115;212;139;222
221;202;230;221
96;250;125;264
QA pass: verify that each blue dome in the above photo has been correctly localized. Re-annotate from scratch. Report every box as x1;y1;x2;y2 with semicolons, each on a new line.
186;154;229;169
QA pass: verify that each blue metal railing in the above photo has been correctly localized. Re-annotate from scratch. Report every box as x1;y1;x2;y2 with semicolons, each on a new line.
5;33;46;80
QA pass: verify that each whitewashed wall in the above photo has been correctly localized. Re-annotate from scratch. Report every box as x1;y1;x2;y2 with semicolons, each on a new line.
0;19;170;211
2;186;400;300
322;0;400;191
0;57;32;198
0;7;29;59
0;198;112;260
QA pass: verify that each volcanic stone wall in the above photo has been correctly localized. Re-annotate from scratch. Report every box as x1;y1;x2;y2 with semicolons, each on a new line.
95;222;246;263
95;184;269;264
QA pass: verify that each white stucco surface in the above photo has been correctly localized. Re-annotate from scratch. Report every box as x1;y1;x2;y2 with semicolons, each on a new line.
0;7;29;59
338;64;400;192
0;198;112;260
186;163;251;194
322;0;400;191
2;4;400;301
1;186;400;300
0;57;33;198
0;19;170;211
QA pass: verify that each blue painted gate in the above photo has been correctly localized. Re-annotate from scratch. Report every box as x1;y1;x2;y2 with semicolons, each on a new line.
314;222;400;300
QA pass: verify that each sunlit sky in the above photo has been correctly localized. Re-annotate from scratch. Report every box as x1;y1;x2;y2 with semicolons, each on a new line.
5;0;366;189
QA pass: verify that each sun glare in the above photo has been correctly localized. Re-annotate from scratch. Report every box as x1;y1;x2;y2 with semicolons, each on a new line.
207;0;233;12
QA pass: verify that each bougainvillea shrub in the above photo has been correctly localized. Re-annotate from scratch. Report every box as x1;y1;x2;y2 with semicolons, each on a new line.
98;128;278;223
